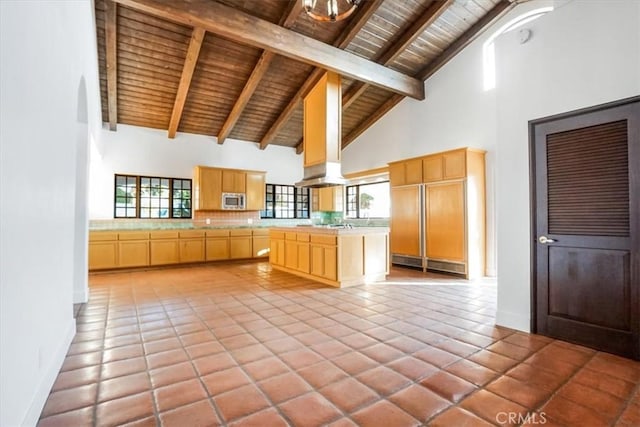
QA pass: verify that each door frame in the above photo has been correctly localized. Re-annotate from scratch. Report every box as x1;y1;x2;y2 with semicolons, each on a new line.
529;95;640;349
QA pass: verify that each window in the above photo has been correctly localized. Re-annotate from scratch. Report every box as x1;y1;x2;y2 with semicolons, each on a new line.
346;181;390;219
483;6;553;91
261;184;310;219
114;174;192;219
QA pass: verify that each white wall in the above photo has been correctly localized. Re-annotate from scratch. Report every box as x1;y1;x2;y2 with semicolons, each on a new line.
90;125;303;219
0;1;102;425
343;0;640;330
494;0;640;330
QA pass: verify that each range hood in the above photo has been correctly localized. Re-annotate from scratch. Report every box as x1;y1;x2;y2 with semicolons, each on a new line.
295;71;346;188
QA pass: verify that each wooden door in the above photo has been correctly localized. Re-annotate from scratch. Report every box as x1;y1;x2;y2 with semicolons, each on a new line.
532;97;639;359
390;186;421;257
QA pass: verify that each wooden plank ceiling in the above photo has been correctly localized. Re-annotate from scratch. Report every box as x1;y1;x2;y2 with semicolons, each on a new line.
95;0;512;152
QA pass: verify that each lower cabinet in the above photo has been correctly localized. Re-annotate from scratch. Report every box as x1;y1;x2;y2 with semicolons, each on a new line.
179;230;205;263
270;232;285;266
89;228;269;271
284;232;310;273
206;230;230;261
310;244;337;281
230;230;252;259
150;231;180;266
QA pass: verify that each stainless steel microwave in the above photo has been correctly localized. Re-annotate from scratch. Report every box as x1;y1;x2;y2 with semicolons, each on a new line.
221;192;245;210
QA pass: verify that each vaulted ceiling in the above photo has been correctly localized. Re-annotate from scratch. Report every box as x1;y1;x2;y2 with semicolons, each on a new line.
95;0;513;153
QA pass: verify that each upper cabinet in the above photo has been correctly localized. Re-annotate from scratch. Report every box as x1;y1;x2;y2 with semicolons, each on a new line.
245;171;266;211
388;158;423;186
222;170;246;193
194;166;265;211
312;186;343;212
389;148;475;187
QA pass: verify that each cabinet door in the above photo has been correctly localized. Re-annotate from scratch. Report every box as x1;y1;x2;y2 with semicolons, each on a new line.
222;170;246;193
230;237;252;259
310;245;337;280
405;159;423;184
318;186;343;212
297;243;310;273
196;167;222;210
443;150;466;179
425;182;465;261
270;239;285;266
310;245;325;277
323;246;337;281
180;238;205;263
252;236;270;258
388;162;406;186
118;240;149;267
206;238;229;260
285;240;298;269
150;240;180;265
246;172;265;211
422;155;443;183
89;241;118;270
390;186;421;257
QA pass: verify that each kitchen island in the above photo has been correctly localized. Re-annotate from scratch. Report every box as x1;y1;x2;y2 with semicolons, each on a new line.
269;226;389;288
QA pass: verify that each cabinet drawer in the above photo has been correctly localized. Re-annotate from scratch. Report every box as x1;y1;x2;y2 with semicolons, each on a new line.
252;228;269;236
310;234;337;245
230;229;252;237
179;230;205;238
206;229;230;237
296;233;310;242
118;231;149;241
150;230;179;239
89;232;118;242
270;231;285;239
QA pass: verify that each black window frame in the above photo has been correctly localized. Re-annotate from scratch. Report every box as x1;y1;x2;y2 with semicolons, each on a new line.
114;174;192;219
345;181;390;219
261;184;310;219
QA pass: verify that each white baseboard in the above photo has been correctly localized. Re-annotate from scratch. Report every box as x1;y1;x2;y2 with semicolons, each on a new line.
22;319;76;427
496;309;530;333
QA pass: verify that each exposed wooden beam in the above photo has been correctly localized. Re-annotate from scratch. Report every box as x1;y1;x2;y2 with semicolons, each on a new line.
168;27;205;138
342;0;453;111
216;1;302;145
418;0;514;81
342;94;404;149
105;0;118;131
259;0;384;150
295;139;304;155
113;0;424;99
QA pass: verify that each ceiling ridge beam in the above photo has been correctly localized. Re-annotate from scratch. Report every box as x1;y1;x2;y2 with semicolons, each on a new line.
342;0;516;149
216;1;302;145
342;0;453;111
168;27;205;138
259;0;384;151
106;0;118;131
113;0;423;99
418;0;514;80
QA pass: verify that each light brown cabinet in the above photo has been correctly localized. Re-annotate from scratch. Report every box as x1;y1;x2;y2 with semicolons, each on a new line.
389;147;485;278
194;166;265;211
389;158;423;186
269;231;285;266
205;229;230;261
150;231;180;265
194;167;222;210
313;186;343;212
310;234;337;281
229;229;252;259
118;232;150;268
246;171;266;211
179;230;205;263
89;228;269;270
222;170;246;193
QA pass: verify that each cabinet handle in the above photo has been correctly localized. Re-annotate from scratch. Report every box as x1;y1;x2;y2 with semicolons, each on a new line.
538;236;556;244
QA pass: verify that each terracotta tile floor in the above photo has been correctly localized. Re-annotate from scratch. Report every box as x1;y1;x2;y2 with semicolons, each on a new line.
39;262;640;426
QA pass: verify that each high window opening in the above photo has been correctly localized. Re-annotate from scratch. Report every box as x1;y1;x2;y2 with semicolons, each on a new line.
483;7;553;91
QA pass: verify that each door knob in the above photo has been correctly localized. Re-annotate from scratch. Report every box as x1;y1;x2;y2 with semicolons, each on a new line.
538;236;556;244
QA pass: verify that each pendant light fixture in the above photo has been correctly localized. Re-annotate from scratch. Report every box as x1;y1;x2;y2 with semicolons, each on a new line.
303;0;361;22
